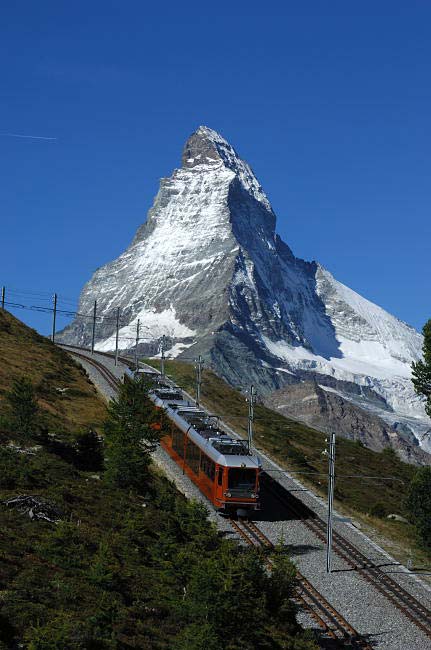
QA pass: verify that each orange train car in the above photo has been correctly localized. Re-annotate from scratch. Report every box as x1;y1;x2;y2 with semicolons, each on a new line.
149;387;261;514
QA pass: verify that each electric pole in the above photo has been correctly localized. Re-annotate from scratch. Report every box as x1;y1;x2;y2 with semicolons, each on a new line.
135;319;140;371
247;385;256;454
160;335;166;377
326;432;336;573
52;293;58;343
1;286;5;310
195;355;203;406
91;300;97;355
114;307;120;367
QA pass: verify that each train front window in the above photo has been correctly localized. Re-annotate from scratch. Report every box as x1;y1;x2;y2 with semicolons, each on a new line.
228;468;256;490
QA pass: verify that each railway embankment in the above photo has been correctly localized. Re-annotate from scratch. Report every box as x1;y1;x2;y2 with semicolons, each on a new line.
63;347;431;649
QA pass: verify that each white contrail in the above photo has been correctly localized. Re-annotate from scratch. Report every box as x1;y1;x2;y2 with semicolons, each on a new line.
0;132;57;141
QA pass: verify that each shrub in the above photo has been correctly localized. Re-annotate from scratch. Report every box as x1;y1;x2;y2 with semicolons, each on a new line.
406;466;431;549
369;501;389;518
75;430;104;471
5;377;39;435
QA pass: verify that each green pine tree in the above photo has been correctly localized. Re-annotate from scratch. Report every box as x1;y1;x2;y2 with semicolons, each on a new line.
5;377;38;435
104;376;161;491
412;319;431;417
75;429;104;471
406;466;431;549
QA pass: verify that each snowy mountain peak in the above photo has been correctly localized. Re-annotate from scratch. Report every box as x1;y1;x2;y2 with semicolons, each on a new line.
182;126;273;211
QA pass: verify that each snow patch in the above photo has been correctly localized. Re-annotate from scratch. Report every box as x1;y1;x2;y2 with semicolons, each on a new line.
95;306;195;352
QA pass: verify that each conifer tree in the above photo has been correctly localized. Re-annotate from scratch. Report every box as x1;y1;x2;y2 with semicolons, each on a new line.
104;377;161;491
406;466;431;549
75;429;104;471
412;319;431;417
5;377;38;435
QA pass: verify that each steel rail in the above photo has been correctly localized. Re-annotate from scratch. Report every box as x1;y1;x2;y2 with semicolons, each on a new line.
262;473;431;639
65;349;121;393
229;517;372;649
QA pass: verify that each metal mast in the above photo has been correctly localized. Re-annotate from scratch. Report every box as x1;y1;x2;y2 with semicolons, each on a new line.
195;355;203;406
135;319;140;371
326;432;336;573
91;300;97;354
51;293;58;343
114;307;120;367
160;335;166;377
247;384;256;454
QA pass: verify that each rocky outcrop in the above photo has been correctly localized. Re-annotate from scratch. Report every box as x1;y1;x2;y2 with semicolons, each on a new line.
2;495;63;522
264;382;430;465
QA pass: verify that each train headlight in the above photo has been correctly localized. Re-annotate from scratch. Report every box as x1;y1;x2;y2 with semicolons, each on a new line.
250;493;257;499
224;491;232;498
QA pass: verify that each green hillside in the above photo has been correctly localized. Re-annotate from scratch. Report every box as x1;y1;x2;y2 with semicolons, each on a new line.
0;310;107;438
0;312;316;650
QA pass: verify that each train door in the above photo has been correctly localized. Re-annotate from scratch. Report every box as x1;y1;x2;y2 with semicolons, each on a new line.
215;465;224;503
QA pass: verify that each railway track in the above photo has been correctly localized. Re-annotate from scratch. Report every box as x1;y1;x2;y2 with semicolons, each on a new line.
262;473;431;640
59;343;134;368
229;517;373;649
64;348;121;392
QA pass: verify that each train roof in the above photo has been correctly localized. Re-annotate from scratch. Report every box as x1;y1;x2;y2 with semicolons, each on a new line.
148;386;261;469
165;404;261;469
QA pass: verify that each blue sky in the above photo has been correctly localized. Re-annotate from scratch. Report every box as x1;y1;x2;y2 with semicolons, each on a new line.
1;1;430;335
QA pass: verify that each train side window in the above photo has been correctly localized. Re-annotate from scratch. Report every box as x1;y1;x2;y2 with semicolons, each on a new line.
172;429;184;458
186;440;200;474
200;454;215;481
218;467;223;486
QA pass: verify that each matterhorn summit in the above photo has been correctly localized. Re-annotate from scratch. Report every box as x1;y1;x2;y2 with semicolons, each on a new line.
60;126;430;461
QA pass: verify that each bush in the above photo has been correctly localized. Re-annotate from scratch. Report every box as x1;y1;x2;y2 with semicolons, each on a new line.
24;615;88;650
5;377;39;435
369;501;389;518
0;446;33;488
406;466;431;549
75;430;104;471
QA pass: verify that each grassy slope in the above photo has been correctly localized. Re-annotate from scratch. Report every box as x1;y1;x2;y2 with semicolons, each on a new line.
146;358;430;570
0;310;107;437
0;314;316;649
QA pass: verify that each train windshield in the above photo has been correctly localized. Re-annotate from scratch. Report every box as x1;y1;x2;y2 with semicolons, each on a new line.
228;468;256;490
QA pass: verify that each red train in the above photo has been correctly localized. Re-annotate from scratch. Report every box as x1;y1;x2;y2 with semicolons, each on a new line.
149;386;261;514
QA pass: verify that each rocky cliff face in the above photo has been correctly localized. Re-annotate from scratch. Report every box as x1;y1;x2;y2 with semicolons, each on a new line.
264;382;430;465
59;126;430;460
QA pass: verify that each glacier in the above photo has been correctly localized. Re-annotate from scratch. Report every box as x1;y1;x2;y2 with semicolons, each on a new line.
58;125;430;457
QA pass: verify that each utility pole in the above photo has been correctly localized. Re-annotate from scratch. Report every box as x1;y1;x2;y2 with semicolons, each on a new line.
114;307;120;367
160;335;166;377
195;355;203;406
247;384;256;454
135;319;140;371
326;432;336;573
52;293;58;343
91;300;97;355
1;286;5;310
